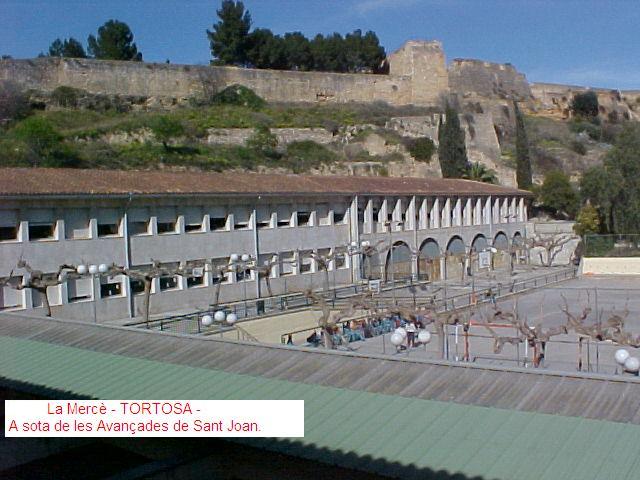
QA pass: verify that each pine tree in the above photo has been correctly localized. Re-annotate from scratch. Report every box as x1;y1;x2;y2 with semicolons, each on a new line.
438;104;468;178
514;101;533;190
207;1;251;66
48;38;87;58
87;20;142;61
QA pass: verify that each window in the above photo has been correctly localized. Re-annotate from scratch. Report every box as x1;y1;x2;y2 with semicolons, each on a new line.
276;205;292;228
97;208;121;237
68;278;93;302
0;226;18;241
159;276;178;291
334;249;347;269
299;250;313;273
186;260;206;288
0;210;19;242
256;206;272;229
65;209;90;240
297;211;311;227
155;207;177;234
29;223;56;241
128;208;150;236
184;207;204;233
100;275;123;298
236;267;251;282
209;216;227;231
231;206;250;230
317;204;330;226
157;221;177;234
333;210;346;224
280;251;295;276
1;278;23;310
130;278;146;295
211;258;229;284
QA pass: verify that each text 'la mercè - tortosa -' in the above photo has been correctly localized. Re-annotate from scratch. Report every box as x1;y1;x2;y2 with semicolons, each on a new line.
48;401;195;416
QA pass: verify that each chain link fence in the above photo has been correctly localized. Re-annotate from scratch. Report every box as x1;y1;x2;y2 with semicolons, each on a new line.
584;234;640;257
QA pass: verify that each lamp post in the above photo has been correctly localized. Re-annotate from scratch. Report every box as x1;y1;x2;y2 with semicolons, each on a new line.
211;309;238;338
77;262;109;324
230;253;252;317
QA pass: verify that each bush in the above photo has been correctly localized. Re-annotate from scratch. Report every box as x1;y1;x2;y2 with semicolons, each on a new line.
570;140;587;155
51;86;82;108
0;81;31;123
12;116;62;156
569;119;600;141
282;141;337;173
211;85;266;110
538;170;579;218
246;125;278;158
150;116;185;149
406;137;436;162
574;203;600;236
570;91;599;118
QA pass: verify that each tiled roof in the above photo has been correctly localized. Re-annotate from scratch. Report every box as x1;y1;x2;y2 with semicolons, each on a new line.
0;168;532;197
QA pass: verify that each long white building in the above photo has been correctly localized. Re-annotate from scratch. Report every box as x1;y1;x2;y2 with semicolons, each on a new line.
0;168;531;321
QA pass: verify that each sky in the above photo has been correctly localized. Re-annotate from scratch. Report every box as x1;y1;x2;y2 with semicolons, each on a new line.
1;0;639;89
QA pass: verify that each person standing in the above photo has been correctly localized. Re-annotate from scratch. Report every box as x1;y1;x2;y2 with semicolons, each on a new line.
406;321;417;348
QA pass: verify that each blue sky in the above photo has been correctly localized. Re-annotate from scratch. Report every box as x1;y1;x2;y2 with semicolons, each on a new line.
2;0;639;89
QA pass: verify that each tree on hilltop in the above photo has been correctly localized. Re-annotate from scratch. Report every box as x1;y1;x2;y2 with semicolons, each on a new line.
438;104;469;178
570;91;599;119
48;38;87;58
514;101;533;190
87;20;142;61
207;0;251;66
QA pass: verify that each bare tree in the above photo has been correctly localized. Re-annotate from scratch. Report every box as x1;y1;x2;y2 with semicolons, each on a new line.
1;258;77;317
528;234;576;267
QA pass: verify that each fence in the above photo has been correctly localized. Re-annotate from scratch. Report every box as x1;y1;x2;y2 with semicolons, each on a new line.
584;234;640;257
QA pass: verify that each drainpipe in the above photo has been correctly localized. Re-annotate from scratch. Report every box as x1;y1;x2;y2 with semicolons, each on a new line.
253;206;260;299
124;192;133;319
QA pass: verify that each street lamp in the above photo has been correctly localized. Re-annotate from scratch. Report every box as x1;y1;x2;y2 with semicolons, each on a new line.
384;220;404;305
77;262;110;324
230;253;252;317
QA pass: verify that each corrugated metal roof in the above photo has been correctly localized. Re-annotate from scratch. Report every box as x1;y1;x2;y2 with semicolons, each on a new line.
0;168;533;197
2;314;639;425
2;332;640;480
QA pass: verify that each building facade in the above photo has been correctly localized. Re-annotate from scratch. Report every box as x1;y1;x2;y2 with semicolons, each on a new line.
0;169;530;321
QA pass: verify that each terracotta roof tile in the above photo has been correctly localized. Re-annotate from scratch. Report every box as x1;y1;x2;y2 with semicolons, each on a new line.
0;168;532;197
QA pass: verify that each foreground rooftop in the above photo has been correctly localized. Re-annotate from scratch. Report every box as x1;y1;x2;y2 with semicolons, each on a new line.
2;312;640;479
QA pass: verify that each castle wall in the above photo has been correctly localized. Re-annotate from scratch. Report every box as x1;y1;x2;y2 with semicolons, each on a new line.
448;59;532;101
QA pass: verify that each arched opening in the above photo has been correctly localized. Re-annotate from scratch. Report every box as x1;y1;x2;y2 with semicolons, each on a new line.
470;234;488;273
512;232;525;267
362;251;382;280
445;236;466;280
418;238;440;281
493;231;510;269
385;241;412;282
512;232;523;246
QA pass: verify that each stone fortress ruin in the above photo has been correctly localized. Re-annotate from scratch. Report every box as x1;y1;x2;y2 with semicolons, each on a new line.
2;40;639;186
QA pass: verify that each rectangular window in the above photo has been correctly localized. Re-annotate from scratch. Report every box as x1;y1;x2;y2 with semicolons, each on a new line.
299;250;313;273
1;278;23;310
276;205;292;228
297;212;311;227
280;251;295;276
333;210;346;224
130;278;145;295
68;278;93;302
100;275;123;298
0;226;18;241
128;208;150;236
231;206;250;230
155;207;177;234
29;223;56;241
157;221;177;234
97;208;121;237
334;249;347;269
256;206;272;229
184;207;204;233
186;260;206;288
159;276;178;291
187;276;204;288
209;217;227;231
211;258;229;284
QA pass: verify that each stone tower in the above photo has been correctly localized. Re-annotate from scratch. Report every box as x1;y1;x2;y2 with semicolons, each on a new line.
388;40;449;106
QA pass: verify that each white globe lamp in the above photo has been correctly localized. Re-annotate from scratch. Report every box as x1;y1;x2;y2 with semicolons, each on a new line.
98;263;109;274
201;315;213;327
361;240;370;247
241;253;250;262
395;327;407;339
390;332;403;346
418;330;431;344
76;264;87;275
624;356;640;373
226;313;238;325
214;310;226;322
88;264;99;275
615;349;630;366
230;253;240;263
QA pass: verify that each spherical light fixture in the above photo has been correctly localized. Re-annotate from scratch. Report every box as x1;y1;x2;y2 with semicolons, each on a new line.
361;240;370;247
230;253;240;263
418;330;431;344
390;332;403;346
241;253;250;262
226;313;238;325
98;263;109;274
214;310;226;322
201;315;213;327
76;264;87;275
88;264;99;275
624;356;640;373
395;327;407;339
615;349;630;366
350;241;357;248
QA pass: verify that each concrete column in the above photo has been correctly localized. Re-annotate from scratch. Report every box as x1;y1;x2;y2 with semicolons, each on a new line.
443;198;451;228
432;198;440;229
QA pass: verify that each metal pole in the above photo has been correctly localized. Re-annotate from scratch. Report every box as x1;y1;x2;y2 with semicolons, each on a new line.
92;273;98;324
